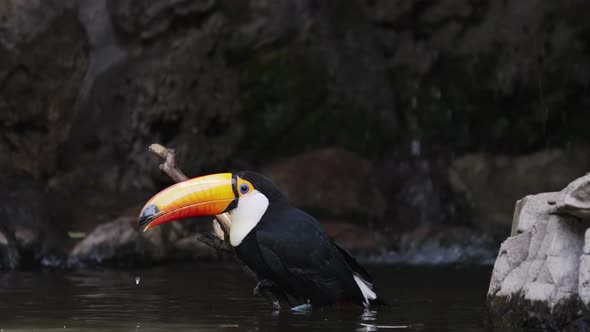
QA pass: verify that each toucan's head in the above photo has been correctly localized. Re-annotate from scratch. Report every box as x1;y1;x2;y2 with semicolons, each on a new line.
138;171;285;246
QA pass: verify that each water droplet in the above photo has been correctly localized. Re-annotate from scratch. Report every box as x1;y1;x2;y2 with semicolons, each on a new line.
135;276;140;285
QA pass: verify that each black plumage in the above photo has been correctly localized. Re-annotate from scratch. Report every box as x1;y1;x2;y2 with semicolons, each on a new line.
235;171;380;307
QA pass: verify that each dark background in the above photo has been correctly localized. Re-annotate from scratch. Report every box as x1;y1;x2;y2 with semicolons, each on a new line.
1;0;589;269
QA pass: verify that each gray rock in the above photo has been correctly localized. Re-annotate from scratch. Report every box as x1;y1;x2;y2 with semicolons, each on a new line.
556;174;590;220
488;232;531;296
109;0;217;40
362;0;590;155
0;187;70;268
511;192;562;236
0;0;87;178
487;174;590;329
0;230;19;270
68;217;217;267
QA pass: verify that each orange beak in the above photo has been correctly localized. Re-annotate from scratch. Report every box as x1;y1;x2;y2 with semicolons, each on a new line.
138;173;237;232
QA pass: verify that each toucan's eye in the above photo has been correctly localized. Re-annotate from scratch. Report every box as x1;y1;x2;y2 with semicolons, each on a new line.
240;184;249;194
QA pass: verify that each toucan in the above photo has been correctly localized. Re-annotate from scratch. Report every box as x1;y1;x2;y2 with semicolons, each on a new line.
138;171;382;308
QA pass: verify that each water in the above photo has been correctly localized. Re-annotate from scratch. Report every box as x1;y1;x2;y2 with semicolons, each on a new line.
0;263;499;331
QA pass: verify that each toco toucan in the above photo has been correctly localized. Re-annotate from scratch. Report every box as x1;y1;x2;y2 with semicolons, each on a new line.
138;171;382;308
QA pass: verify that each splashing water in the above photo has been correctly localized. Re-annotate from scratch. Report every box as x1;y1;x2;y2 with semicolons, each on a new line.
135;276;141;285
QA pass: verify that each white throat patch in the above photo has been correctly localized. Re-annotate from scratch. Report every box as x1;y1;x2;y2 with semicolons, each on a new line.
229;190;269;246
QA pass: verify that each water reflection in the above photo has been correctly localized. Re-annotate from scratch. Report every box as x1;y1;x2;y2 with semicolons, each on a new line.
0;264;496;331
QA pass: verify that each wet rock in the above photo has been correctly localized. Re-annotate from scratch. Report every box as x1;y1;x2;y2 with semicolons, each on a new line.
377;155;465;231
487;174;590;329
110;0;217;40
64;7;241;192
232;0;397;160
68;217;139;266
263;149;386;220
0;229;19;270
14;224;37;250
362;0;590;154
0;0;88;178
56;0;398;194
0;185;70;268
450;149;590;234
68;217;218;267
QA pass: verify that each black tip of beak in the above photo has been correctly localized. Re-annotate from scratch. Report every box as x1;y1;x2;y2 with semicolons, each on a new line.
138;204;160;231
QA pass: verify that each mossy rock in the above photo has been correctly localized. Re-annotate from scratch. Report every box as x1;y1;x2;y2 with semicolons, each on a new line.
238;47;329;158
238;46;398;161
391;51;590;154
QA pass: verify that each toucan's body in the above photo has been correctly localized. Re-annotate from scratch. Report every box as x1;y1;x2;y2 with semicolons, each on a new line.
237;201;375;306
138;171;381;308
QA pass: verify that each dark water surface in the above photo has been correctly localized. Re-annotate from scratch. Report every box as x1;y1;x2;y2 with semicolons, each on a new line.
0;263;497;331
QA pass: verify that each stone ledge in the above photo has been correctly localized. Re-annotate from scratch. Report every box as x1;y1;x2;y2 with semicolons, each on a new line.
487;173;590;329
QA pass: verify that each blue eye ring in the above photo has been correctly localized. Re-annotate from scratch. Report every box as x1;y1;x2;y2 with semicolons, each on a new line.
239;184;249;194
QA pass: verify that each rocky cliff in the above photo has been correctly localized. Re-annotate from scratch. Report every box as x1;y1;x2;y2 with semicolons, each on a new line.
1;0;590;268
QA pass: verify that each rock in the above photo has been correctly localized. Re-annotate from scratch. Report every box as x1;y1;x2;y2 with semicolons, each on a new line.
50;0;399;195
579;229;590;309
0;0;88;178
0;229;19;270
362;0;590;154
68;217;139;266
556;174;590;220
321;221;385;251
510;192;563;236
376;155;465;231
110;0;217;40
487;174;590;329
450;149;590;234
263;149;386;220
2;0;590;269
68;217;218;267
14;224;37;250
0;185;70;268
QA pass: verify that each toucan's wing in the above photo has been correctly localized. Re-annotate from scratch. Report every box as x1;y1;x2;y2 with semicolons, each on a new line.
255;207;364;305
264;204;375;283
264;206;374;282
333;242;373;283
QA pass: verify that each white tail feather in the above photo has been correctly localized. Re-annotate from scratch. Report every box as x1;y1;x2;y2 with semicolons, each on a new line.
353;273;377;306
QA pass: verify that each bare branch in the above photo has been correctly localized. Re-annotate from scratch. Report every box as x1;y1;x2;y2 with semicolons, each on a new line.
216;213;232;234
149;144;188;182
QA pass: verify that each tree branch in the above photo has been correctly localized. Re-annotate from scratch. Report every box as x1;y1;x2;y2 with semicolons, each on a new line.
149;144;189;182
